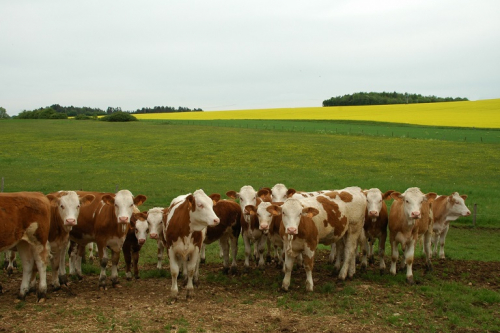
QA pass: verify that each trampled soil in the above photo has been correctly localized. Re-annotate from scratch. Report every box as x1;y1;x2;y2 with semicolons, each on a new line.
0;249;499;333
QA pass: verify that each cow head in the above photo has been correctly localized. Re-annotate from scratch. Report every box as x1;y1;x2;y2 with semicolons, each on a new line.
227;185;258;222
446;192;471;220
131;212;149;245
187;189;220;232
147;207;165;240
245;201;283;234
271;183;289;202
272;199;319;235
363;188;394;219
391;187;437;222
102;190;147;225
47;191;95;227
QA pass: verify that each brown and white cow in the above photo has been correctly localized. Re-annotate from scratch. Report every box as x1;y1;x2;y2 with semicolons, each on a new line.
361;188;394;273
270;187;367;280
431;192;471;259
226;185;272;269
389;187;437;284
122;211;149;280
266;200;319;291
164;189;220;299
46;191;95;290
68;189;147;289
200;196;242;274
146;207;167;269
0;192;51;302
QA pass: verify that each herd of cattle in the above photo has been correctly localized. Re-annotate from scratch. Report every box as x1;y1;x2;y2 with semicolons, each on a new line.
0;184;471;302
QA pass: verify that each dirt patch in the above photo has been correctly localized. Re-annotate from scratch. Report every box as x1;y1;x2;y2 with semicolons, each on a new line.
0;250;499;333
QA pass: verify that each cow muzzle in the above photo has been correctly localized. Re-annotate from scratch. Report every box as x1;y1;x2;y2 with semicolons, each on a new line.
410;211;421;219
150;233;158;239
119;216;129;223
138;239;146;245
65;218;77;226
286;227;298;235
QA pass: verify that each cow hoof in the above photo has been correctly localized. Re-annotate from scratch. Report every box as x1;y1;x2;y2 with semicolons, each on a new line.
368;257;375;265
281;286;289;292
59;275;68;286
37;296;47;303
99;286;107;291
7;268;14;276
52;285;61;292
266;255;272;263
200;258;206;264
243;266;251;273
379;269;385;276
230;266;238;275
134;275;140;280
406;277;415;285
126;276;132;281
222;267;230;275
426;265;433;273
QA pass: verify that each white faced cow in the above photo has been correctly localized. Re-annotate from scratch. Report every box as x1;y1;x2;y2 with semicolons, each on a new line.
146;207;167;269
431;192;471;259
164;189;220;299
389;187;437;284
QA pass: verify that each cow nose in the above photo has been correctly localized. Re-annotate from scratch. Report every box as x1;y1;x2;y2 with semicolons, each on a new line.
138;239;146;245
119;216;129;223
260;223;269;230
213;218;220;225
369;211;378;217
65;218;76;225
287;227;297;234
465;211;471;216
150;233;158;239
411;211;421;218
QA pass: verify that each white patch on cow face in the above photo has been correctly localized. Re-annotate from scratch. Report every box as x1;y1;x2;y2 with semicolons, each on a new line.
447;193;471;221
114;190;136;224
238;185;258;222
189;189;220;232
271;183;288;203
401;187;426;221
365;188;383;219
56;191;81;226
134;217;149;245
147;207;164;239
281;199;303;235
256;202;273;232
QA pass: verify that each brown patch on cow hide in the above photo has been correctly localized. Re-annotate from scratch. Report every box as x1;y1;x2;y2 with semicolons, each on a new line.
316;196;347;236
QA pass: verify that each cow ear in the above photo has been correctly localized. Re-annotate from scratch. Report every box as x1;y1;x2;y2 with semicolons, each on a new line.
460;194;468;200
390;192;403;201
209;193;221;205
257;188;270;197
46;194;59;207
134;195;147;206
383;190;395;200
102;194;115;205
80;194;95;206
186;194;195;211
266;205;281;216
362;190;368;197
286;189;296;197
302;207;319;218
226;191;238;200
245;205;256;215
425;192;437;203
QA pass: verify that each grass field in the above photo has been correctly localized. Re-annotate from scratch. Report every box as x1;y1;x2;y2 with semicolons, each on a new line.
0;118;499;332
134;98;500;129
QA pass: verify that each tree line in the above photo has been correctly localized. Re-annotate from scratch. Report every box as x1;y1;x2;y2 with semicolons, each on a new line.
11;104;203;119
322;92;468;107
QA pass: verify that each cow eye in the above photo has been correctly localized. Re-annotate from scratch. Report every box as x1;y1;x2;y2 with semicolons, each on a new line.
60;205;64;209
146;229;149;233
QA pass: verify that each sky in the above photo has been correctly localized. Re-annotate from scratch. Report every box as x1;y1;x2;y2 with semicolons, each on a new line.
1;0;499;116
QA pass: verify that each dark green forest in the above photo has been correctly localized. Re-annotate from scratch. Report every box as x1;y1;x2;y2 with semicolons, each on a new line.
323;92;468;107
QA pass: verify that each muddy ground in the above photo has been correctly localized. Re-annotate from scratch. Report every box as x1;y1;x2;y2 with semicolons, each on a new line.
0;250;499;333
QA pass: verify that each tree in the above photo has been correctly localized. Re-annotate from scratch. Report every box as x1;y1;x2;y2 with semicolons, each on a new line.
0;107;9;119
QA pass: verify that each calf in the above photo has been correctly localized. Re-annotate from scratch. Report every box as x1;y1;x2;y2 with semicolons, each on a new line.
431;192;471;259
46;191;95;290
146;207;167;269
226;186;271;269
0;192;51;302
69;189;147;289
362;188;394;273
389;187;437;284
164;189;220;299
267;200;319;291
122;212;149;280
200;196;241;274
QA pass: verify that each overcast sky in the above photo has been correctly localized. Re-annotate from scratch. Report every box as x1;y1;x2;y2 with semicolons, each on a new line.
1;0;499;116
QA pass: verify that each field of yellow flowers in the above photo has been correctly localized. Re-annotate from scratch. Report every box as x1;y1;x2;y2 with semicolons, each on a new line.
135;99;500;129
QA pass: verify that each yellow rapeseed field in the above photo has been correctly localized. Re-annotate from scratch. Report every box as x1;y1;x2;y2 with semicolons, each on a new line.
135;98;500;128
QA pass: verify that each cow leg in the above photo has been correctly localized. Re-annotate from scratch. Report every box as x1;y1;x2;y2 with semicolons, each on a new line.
229;235;238;274
200;243;206;264
404;240;415;284
303;251;315;292
390;240;399;276
282;252;295;291
17;241;35;301
5;250;17;275
219;236;230;274
185;252;199;299
98;245;108;290
58;242;69;287
266;237;273;263
257;235;267;269
333;240;344;275
328;243;336;264
439;225;449;259
242;232;252;270
110;249;121;287
432;232;439;258
378;232;387;274
423;231;433;272
168;249;179;299
157;240;164;269
50;243;63;290
32;242;48;302
123;242;133;281
132;248;140;279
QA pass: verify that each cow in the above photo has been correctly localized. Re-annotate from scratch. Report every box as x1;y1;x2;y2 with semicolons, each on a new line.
46;191;95;290
68;189;147;290
431;192;471;259
265;200;319;291
226;186;272;270
0;192;51;302
361;188;394;274
268;187;367;280
200;196;241;274
146;207;167;269
164;189;220;299
122;211;149;280
388;187;437;284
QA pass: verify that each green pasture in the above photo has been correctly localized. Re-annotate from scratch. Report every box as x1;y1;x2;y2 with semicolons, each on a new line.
1;119;498;226
1;119;499;332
